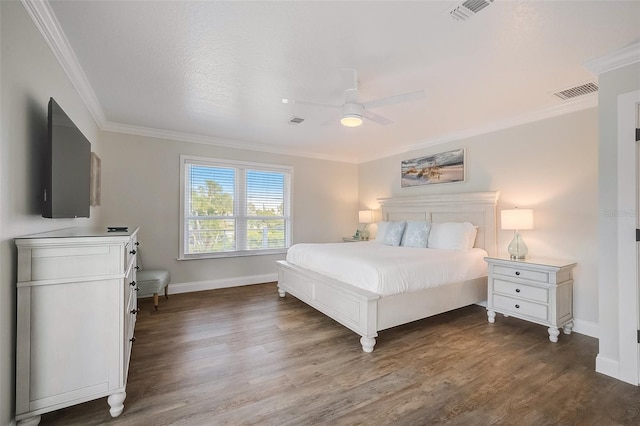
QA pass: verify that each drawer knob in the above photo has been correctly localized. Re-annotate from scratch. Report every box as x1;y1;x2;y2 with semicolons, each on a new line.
515;271;521;276
135;287;139;292
135;265;140;270
515;304;520;309
130;249;137;255
130;280;136;287
129;336;136;343
515;288;521;293
135;241;140;246
130;308;140;315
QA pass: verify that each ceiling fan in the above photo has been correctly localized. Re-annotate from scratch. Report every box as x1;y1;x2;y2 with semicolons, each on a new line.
282;69;425;127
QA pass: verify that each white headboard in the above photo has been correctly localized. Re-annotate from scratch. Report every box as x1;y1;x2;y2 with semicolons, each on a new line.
378;191;500;256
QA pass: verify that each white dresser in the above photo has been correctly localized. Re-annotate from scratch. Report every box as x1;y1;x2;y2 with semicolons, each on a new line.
15;227;139;425
485;256;576;342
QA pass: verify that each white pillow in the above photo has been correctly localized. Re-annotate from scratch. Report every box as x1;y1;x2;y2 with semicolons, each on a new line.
382;221;406;246
427;222;477;250
400;221;431;248
375;222;388;242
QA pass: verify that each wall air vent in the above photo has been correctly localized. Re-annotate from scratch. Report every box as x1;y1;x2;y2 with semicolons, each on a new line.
448;0;494;21
288;117;305;125
553;82;599;100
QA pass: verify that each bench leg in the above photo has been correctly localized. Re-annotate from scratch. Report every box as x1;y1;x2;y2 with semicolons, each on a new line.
164;285;169;299
153;293;159;311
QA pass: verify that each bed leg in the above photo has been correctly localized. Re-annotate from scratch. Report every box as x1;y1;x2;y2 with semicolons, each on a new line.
360;336;376;353
277;287;286;298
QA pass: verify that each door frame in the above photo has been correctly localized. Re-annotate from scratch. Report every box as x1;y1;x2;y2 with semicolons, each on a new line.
617;89;640;385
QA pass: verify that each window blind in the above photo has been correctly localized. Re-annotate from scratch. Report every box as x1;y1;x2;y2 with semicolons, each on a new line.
181;156;292;259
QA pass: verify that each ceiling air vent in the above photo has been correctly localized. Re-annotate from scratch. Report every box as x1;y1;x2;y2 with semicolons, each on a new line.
288;117;305;125
553;82;599;100
448;0;494;21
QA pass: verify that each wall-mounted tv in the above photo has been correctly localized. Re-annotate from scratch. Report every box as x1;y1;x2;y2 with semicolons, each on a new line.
43;98;91;218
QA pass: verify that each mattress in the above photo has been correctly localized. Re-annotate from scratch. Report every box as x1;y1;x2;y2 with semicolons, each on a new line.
285;241;488;296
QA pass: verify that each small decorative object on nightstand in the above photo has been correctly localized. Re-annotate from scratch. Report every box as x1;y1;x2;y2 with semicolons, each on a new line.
485;256;576;343
342;236;366;242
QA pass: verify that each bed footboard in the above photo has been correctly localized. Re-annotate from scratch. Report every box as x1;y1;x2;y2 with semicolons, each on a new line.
276;260;381;352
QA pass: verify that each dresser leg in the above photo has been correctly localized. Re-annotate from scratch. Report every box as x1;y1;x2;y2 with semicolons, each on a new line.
562;321;574;335
277;287;286;297
360;336;376;353
17;415;41;426
487;309;496;323
548;327;560;343
107;391;126;417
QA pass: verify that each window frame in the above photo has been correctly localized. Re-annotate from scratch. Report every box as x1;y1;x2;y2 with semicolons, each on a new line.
179;155;293;260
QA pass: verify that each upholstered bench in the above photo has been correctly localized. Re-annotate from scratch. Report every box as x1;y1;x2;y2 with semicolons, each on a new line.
137;269;170;311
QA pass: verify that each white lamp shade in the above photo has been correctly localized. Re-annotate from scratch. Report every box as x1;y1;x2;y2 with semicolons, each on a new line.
501;209;534;230
358;210;373;224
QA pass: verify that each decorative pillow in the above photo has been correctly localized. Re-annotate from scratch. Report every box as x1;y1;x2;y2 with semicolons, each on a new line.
375;222;389;242
427;222;477;250
400;221;431;248
382;221;406;246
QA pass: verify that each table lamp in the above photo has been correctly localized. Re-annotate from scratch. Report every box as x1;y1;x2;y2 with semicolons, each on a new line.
501;208;534;259
358;210;373;240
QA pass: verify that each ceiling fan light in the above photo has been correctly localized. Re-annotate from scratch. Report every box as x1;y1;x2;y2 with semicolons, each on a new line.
341;114;363;127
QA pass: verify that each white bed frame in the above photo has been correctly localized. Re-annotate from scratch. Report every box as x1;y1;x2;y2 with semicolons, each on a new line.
276;191;500;352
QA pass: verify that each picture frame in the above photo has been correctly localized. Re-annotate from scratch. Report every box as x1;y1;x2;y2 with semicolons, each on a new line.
401;148;465;188
90;152;101;206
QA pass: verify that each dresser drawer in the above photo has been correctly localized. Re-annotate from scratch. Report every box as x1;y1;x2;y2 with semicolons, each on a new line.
493;279;549;303
493;265;549;283
493;294;548;321
30;245;122;281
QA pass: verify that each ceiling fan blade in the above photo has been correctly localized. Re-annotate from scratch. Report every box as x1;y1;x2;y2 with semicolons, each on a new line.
362;90;426;110
363;109;393;126
284;99;340;109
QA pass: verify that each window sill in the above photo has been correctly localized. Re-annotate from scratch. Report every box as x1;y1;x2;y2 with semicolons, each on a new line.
178;248;288;261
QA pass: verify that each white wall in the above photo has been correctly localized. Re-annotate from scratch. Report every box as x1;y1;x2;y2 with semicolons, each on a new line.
359;108;599;335
98;131;358;292
0;2;103;424
596;61;640;378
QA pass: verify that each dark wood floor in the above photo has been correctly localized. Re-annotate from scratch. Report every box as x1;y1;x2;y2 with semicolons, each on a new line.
42;282;639;425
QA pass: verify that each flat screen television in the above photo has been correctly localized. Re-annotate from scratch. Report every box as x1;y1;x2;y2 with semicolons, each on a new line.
43;98;91;218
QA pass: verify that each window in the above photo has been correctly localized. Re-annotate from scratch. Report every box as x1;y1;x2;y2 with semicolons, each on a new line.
179;155;292;259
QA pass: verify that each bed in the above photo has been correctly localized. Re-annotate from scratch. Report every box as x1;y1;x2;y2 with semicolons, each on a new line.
276;191;500;352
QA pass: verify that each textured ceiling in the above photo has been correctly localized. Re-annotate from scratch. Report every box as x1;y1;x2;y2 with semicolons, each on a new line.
44;0;640;163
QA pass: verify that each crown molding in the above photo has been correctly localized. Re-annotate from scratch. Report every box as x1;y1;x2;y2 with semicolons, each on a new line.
21;0;106;126
584;41;640;75
101;121;358;163
358;94;598;164
22;0;604;166
22;0;358;164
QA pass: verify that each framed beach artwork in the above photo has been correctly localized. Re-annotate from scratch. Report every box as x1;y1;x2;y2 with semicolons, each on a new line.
401;148;465;188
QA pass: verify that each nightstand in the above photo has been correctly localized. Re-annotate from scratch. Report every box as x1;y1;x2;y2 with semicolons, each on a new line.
484;256;576;342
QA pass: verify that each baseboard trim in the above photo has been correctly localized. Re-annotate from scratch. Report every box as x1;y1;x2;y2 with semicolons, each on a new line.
167;273;278;295
572;319;599;338
596;354;620;380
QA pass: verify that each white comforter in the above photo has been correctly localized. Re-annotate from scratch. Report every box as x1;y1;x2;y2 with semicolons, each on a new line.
285;241;488;296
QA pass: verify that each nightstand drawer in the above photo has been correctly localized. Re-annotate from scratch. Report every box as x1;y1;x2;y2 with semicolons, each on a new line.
493;294;548;321
493;279;549;303
493;265;549;283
